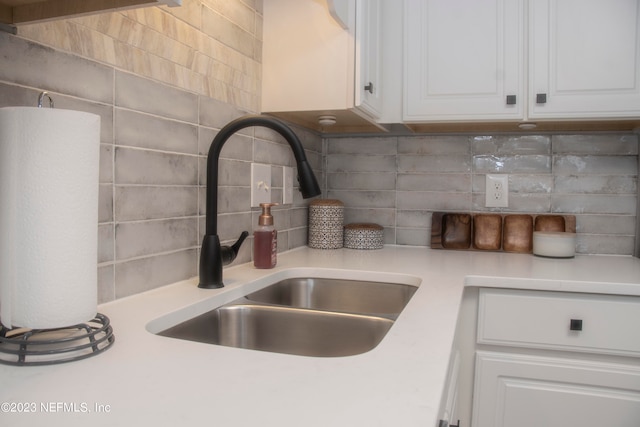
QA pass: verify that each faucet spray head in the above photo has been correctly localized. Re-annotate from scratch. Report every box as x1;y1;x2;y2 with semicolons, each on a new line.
297;161;321;199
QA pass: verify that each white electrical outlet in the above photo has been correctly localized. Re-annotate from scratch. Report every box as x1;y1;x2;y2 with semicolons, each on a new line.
485;174;509;208
283;166;293;205
251;163;271;207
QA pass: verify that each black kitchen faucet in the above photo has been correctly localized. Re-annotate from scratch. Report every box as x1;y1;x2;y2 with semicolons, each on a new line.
198;115;321;289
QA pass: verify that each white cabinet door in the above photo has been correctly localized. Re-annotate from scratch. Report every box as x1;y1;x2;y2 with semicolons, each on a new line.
529;0;640;119
404;0;525;122
262;0;355;113
473;351;640;427
355;0;383;118
262;0;385;132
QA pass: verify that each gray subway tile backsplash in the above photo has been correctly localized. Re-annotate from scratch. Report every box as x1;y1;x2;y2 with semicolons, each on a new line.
2;31;638;307
1;9;323;306
326;132;638;255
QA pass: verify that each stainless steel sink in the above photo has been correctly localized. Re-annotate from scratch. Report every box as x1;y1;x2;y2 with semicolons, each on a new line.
246;277;417;317
155;277;419;357
157;303;394;357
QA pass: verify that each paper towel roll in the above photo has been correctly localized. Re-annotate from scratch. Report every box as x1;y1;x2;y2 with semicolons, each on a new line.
0;107;100;329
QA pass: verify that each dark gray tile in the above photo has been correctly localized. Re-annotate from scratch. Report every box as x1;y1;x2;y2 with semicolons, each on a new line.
115;71;198;123
398;135;470;154
472;135;550;155
553;134;639;155
0;33;113;104
199;95;246;129
328;137;397;155
115;109;198;154
553;155;638;175
98;224;114;264
114;249;197;298
115;147;197;185
115;186;198;221
115;218;198;261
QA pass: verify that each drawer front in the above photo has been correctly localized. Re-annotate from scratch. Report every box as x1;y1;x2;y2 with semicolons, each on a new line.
477;288;640;357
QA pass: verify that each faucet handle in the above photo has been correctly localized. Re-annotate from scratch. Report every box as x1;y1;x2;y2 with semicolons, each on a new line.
221;231;249;265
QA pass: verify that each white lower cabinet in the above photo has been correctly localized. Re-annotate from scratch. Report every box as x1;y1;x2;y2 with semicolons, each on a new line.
470;288;640;427
473;351;640;427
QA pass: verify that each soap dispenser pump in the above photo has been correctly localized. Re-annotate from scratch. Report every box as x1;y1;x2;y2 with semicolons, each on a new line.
254;203;278;269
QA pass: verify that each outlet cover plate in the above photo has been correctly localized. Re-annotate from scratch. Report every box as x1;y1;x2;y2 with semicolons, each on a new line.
485;174;508;208
251;163;271;207
283;166;294;204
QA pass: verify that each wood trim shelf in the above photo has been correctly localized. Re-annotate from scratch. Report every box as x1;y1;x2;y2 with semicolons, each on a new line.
0;0;180;25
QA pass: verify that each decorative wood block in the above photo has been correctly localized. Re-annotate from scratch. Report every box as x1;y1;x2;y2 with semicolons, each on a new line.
431;213;472;249
534;215;565;232
473;214;503;251
431;212;576;253
442;214;471;249
443;214;472;249
503;215;534;253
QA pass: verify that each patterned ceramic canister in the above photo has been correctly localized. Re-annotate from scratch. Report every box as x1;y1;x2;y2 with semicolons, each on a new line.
308;199;344;249
343;223;384;249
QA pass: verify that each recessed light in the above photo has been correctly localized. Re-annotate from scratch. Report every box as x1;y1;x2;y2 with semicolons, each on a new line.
518;122;537;130
318;115;337;126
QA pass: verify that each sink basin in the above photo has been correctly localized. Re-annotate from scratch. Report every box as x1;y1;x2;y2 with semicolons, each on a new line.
157;303;394;357
246;277;417;317
153;275;420;357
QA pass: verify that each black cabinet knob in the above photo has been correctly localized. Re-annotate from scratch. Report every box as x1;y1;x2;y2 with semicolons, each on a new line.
536;93;547;104
570;319;583;331
506;95;517;105
364;82;374;94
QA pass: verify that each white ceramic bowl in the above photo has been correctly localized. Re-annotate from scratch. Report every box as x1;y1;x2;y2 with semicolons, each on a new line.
532;231;576;258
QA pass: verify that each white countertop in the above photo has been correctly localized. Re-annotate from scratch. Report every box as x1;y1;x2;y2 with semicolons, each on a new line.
2;246;640;427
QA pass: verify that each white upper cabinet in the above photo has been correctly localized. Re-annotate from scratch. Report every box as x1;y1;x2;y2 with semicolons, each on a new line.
404;0;525;122
355;0;384;119
404;0;640;125
262;0;385;133
529;0;640;119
